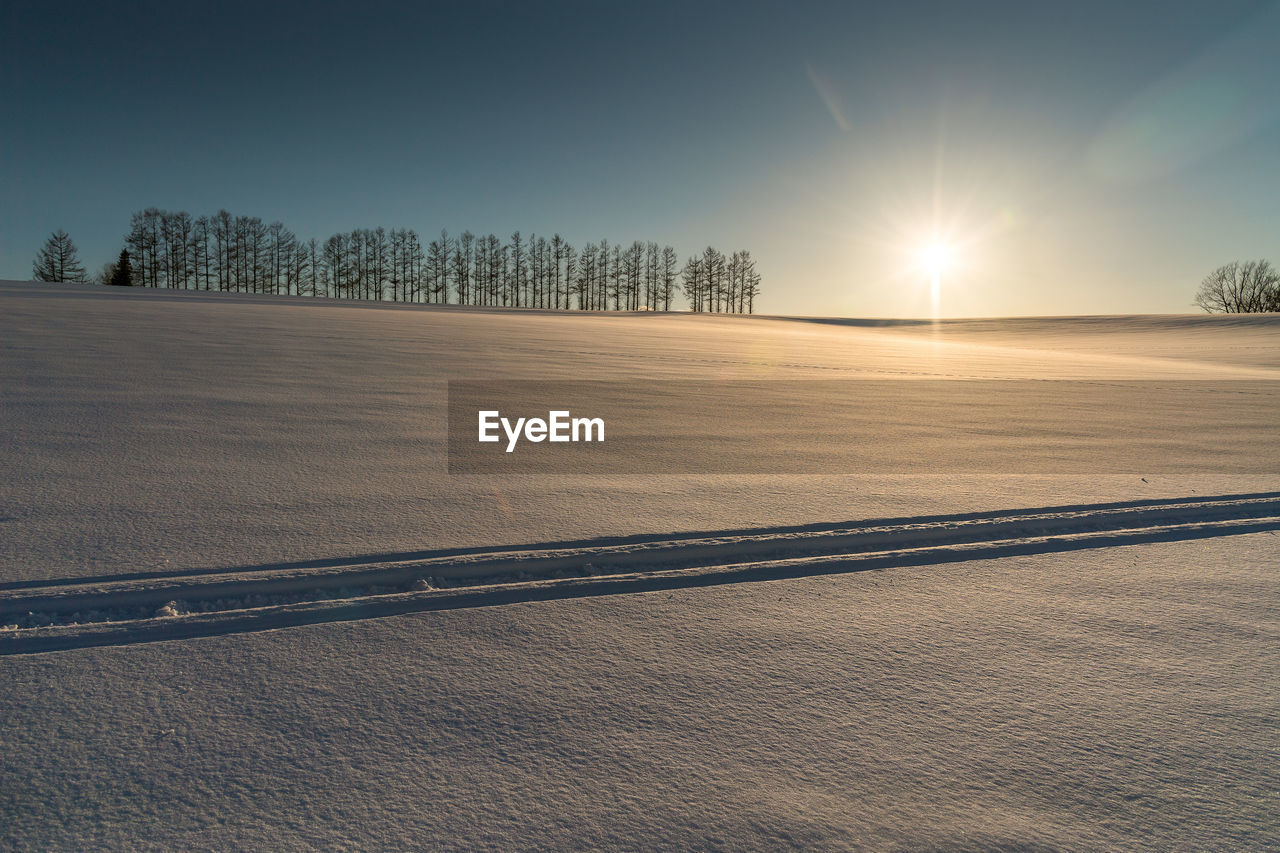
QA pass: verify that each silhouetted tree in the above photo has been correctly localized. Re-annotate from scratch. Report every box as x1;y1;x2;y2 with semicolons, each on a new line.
1195;260;1279;313
596;239;610;309
574;241;596;309
33;229;88;282
452;230;474;304
95;259;116;285
125;209;161;287
192;216;213;290
108;249;132;286
427;229;451;303
304;238;321;297
609;242;623;309
508;231;525;307
702;247;725;312
745;266;761;313
682;255;705;311
661;246;678;311
111;207;763;311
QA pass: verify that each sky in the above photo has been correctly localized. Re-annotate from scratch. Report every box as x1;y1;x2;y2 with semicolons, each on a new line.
2;0;1278;317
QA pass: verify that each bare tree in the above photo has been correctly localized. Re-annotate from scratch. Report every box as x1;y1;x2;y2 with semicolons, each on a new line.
111;207;763;311
609;242;623;310
126;209;161;287
323;233;348;299
596;239;610;309
266;221;295;295
427;229;451;303
161;211;194;289
622;241;643;309
211;210;233;292
529;234;545;307
509;231;525;307
32;229;88;282
1194;260;1280;313
562;242;576;311
682;255;705;311
550;234;566;309
644;242;660;309
660;245;678;311
453;230;474;305
192;216;213;290
745;265;761;314
94;258;118;286
702;247;725;312
486;233;504;305
574;242;596;309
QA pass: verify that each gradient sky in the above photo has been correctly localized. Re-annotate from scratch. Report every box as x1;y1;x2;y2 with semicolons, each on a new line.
3;0;1278;317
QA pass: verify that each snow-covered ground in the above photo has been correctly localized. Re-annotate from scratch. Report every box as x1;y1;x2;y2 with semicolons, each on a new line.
1;281;1278;849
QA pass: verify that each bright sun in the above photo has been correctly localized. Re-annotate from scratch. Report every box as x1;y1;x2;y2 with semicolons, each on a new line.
917;242;953;278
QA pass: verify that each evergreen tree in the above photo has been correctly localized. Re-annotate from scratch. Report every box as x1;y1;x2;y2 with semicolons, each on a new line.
109;249;133;286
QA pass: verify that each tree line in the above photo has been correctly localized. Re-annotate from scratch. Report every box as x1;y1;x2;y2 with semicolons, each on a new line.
32;209;763;313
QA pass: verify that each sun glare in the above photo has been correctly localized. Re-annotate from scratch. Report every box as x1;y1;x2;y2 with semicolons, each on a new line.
913;240;956;321
917;242;953;278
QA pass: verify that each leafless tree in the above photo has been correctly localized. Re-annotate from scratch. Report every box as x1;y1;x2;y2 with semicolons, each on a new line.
661;245;678;311
452;231;474;305
32;229;88;282
110;208;762;311
682;255;705;311
1194;260;1279;313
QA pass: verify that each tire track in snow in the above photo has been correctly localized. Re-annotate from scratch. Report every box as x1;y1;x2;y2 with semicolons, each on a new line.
3;492;1279;655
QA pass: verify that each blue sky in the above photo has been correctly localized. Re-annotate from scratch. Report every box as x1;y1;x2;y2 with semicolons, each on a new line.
3;0;1278;316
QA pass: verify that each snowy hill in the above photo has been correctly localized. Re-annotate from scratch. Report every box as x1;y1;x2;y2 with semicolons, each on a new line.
1;280;1278;850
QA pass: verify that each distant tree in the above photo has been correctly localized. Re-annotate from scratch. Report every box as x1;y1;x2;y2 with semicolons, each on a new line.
702;247;725;312
624;241;643;309
163;210;195;289
660;246;678;311
305;238;321;297
645;241;660;309
452;230;474;305
125;209;163;287
562;242;576;310
1195;260;1280;313
729;249;755;313
509;231;525;307
486;233;504;305
94;259;117;285
745;266;761;313
427;229;451;303
496;239;510;306
574;241;596;309
322;233;347;298
529;234;545;307
32;229;88;282
550;234;566;309
108;249;132;286
285;228;310;296
596;238;610;309
371;226;389;300
609;242;623;309
682;255;705;311
265;221;296;295
192;215;213;290
112;206;764;311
